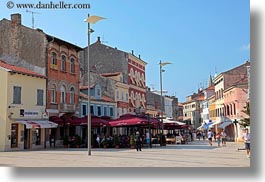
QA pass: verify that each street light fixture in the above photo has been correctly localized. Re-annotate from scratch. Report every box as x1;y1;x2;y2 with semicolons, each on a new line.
158;60;172;145
84;14;105;156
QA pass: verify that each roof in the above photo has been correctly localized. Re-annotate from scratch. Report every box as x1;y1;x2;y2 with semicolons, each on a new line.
80;84;96;90
46;34;82;52
0;60;46;78
79;92;115;103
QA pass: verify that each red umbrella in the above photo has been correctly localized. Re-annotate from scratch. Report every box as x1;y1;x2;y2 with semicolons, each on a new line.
109;114;148;127
71;116;110;127
49;116;64;126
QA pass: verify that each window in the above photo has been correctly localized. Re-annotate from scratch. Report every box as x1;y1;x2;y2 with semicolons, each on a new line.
110;107;114;117
90;105;94;115
97;106;102;116
13;86;21;104
82;104;87;116
104;106;107;116
70;87;75;104
51;52;57;65
61;55;66;71
51;84;56;103
116;90;119;100
121;92;124;101
70;58;75;73
37;89;44;106
126;93;128;101
96;88;100;97
60;85;66;103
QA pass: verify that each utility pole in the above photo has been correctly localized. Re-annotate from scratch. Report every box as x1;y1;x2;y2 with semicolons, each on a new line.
26;10;40;29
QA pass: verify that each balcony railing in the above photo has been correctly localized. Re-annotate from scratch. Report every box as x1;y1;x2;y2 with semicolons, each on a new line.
58;103;76;113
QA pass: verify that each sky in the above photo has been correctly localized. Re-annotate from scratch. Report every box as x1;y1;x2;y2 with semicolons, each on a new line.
0;0;250;102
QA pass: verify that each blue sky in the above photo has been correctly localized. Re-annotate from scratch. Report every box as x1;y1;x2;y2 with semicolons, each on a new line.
0;0;250;102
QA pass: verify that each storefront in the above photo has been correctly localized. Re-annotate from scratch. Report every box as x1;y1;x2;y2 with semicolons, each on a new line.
8;120;58;151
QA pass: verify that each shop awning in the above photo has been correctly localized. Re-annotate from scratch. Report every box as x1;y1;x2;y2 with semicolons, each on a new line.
208;120;223;128
218;121;233;129
49;116;64;126
70;116;110;127
109;114;148;127
16;120;58;129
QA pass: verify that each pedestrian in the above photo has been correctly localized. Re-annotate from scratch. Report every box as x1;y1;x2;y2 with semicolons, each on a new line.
135;131;142;151
213;131;217;142
242;128;250;158
146;131;150;147
216;132;221;147
96;134;100;148
207;129;213;146
221;129;227;146
202;132;206;141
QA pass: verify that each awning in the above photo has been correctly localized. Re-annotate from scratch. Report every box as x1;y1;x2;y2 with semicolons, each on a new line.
70;116;110;127
109;114;148;127
218;121;233;129
197;123;205;130
208;120;222;128
49;116;64;126
16;120;58;129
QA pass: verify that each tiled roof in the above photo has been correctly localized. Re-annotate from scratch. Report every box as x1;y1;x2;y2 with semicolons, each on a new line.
196;95;205;101
0;60;46;78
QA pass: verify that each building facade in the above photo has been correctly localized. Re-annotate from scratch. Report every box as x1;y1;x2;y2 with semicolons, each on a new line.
0;60;57;151
80;37;147;115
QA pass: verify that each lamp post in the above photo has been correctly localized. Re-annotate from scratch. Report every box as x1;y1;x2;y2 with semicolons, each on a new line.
158;60;172;144
84;14;105;156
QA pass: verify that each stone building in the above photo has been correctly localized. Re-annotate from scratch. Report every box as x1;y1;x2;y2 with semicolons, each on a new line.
0;14;83;144
80;37;147;114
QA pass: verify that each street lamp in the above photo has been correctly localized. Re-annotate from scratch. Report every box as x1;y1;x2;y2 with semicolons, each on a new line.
159;60;172;145
84;14;105;156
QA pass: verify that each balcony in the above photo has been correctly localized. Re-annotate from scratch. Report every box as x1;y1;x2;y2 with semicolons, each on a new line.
58;103;76;113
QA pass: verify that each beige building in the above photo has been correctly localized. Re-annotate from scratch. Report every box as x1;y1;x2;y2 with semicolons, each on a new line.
0;60;57;151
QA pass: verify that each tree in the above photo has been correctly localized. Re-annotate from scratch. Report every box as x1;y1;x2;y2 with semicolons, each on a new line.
241;102;250;127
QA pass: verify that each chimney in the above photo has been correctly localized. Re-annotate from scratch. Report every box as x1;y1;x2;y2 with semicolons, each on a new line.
97;36;101;43
10;13;21;58
132;50;134;55
139;55;141;59
11;13;21;25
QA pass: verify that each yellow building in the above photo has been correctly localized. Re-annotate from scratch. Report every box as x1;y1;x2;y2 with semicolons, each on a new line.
0;60;57;151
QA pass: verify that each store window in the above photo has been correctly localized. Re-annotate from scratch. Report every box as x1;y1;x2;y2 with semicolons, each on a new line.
32;129;41;145
11;124;18;148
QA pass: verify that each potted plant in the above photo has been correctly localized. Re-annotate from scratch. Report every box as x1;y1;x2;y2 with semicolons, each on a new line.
130;134;135;149
113;135;120;148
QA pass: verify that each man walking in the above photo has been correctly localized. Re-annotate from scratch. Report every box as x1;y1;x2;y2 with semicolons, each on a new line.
242;128;250;158
135;131;142;151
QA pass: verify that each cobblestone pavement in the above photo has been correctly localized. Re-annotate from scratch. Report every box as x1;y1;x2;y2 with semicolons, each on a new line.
0;140;250;167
